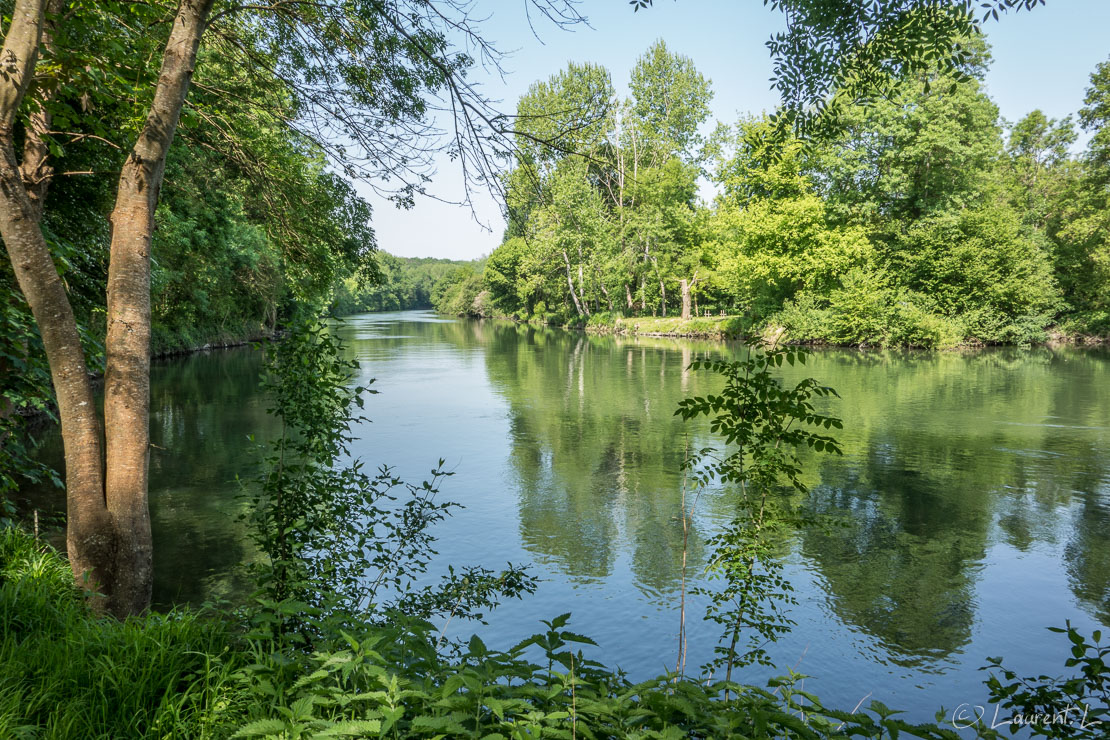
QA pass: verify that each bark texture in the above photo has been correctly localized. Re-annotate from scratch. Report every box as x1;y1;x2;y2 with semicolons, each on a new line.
0;0;119;603
680;272;697;321
102;0;216;616
0;0;214;617
18;0;65;220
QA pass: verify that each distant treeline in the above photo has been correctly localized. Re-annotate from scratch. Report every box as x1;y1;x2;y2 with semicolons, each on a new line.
330;254;479;314
356;39;1110;348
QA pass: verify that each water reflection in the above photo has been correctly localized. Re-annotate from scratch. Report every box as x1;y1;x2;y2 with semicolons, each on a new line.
26;347;272;606
21;313;1110;715
429;325;1110;667
790;348;1110;663
476;323;720;597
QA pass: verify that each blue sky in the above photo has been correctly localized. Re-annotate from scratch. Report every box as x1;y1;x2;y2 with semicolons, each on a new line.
358;0;1110;261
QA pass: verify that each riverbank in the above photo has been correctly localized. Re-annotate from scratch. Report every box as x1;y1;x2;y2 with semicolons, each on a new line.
446;305;750;340
3;323;277;434
151;321;276;358
583;314;745;339
443;307;1110;347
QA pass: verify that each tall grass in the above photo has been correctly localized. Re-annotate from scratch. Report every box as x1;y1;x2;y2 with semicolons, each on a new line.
0;527;236;739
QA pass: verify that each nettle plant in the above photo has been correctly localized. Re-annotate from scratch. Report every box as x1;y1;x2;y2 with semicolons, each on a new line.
240;320;535;647
675;341;842;682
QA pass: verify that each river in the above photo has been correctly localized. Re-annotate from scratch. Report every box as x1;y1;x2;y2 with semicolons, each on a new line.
24;310;1110;723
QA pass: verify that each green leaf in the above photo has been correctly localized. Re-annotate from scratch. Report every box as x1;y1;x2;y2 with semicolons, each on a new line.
231;719;287;738
315;720;383;737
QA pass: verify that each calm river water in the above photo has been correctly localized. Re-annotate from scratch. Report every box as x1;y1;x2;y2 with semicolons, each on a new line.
25;310;1110;723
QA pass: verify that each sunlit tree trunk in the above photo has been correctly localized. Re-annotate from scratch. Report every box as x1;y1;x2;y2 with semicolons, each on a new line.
0;0;117;605
102;0;216;615
0;0;215;616
680;271;698;320
562;249;587;316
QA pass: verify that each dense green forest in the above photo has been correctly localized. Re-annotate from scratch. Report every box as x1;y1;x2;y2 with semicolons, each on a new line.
1;28;375;358
330;255;473;314
371;40;1110;348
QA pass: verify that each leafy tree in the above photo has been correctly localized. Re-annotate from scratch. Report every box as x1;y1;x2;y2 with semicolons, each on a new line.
628;39;713;163
506;61;615;238
1005;110;1077;229
803;46;1061;344
676;345;842;679
1045;57;1110;332
431;263;488;317
619;158;701;316
528;158;615;318
710;118;872;319
1080;57;1110;182
808;41;1002;227
484;237;531;314
0;0;585;616
888;203;1060;342
331;254;469;314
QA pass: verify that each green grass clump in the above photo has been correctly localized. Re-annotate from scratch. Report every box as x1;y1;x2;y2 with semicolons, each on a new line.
0;528;236;739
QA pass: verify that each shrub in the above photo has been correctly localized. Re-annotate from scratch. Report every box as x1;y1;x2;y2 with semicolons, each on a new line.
888;205;1060;344
809;268;964;349
772;291;831;343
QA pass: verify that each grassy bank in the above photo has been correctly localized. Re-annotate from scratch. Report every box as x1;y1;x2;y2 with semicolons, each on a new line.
429;305;751;340
585;313;746;339
0;528;231;738
434;308;1110;348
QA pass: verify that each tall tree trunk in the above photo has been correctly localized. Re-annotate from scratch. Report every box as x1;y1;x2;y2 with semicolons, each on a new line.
0;0;215;617
18;0;64;221
561;249;587;317
680;271;698;321
0;0;118;604
625;283;634;311
102;0;216;616
576;260;586;312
